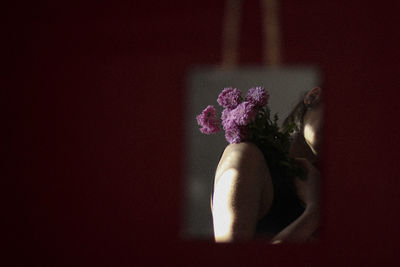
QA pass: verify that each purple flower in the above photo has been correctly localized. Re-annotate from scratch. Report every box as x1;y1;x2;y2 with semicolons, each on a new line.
224;124;248;144
221;108;234;130
245;86;269;107
221;108;230;122
196;105;220;134
221;108;250;143
217;87;242;109
230;101;258;126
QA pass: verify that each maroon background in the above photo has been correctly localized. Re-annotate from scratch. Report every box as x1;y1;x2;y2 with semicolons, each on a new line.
5;0;400;266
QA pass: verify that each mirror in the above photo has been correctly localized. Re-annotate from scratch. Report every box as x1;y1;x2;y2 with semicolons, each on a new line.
181;66;321;239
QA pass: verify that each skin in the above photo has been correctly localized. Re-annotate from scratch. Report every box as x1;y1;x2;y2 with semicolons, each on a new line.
211;88;322;243
212;142;274;241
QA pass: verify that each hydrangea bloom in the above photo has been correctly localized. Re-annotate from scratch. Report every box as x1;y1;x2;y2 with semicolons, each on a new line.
245;86;269;107
230;101;258;126
196;105;220;134
217;87;242;109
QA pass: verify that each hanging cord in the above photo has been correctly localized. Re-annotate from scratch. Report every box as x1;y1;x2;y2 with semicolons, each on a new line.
221;0;242;68
261;0;282;66
221;0;282;67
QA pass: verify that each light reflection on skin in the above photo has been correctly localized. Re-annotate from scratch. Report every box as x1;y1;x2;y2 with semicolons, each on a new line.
212;168;237;242
303;124;316;154
303;90;323;156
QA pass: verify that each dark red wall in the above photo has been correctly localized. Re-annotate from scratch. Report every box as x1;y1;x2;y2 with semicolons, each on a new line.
6;0;400;266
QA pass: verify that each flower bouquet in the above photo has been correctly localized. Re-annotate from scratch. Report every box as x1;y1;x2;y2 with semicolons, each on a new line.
196;87;306;182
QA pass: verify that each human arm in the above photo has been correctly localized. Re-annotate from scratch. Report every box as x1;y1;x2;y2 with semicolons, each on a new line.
211;142;274;242
271;158;320;243
270;203;319;243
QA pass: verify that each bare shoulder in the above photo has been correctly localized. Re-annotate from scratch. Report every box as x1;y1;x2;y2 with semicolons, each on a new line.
218;143;266;171
223;142;263;156
212;142;274;241
214;142;273;211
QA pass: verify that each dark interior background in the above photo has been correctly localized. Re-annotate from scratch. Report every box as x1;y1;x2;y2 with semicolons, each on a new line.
5;0;400;266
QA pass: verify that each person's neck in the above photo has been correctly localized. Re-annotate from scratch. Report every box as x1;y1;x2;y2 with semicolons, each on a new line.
289;133;318;166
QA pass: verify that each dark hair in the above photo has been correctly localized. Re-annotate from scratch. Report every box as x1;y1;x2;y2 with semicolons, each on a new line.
280;90;321;136
280;94;308;136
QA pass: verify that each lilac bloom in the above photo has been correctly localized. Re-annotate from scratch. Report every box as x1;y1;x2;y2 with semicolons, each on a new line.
224;124;248;144
230;101;258;126
245;86;269;107
196;105;220;134
221;108;235;131
217;87;242;109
